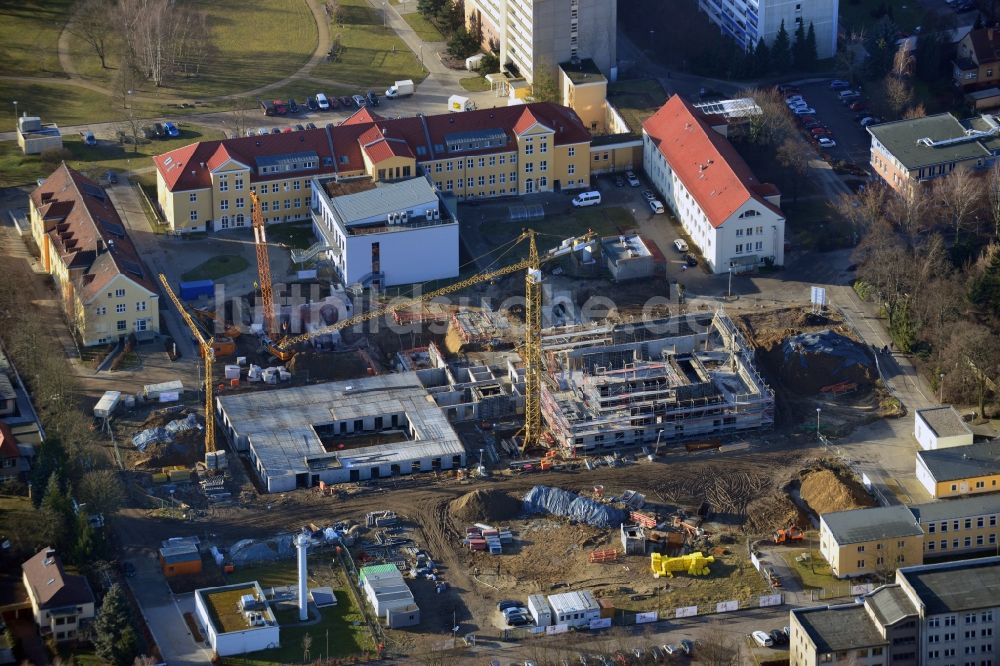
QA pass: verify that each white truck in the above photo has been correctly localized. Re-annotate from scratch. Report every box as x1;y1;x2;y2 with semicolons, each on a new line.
385;79;414;98
448;94;477;112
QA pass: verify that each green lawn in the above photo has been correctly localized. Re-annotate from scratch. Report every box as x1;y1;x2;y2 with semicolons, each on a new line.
781;549;836;590
839;0;925;33
181;255;250;281
402;11;445;41
314;0;427;89
0;141;51;188
0;494;43;555
0;0;73;80
0;80;142;133
460;76;490;92
66;0;317;100
267;222;316;250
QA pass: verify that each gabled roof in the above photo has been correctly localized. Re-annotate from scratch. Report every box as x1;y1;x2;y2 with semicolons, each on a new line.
642;95;782;228
29;164;156;302
22;548;95;610
155;103;592;192
0;422;18;458
968;27;1000;64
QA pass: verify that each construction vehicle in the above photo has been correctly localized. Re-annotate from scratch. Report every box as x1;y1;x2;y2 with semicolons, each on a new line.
249;191;294;362
158;274;226;468
773;525;805;544
275;228;594;452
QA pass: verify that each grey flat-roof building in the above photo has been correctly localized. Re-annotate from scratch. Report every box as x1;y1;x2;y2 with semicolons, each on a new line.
914;406;974;451
792;557;1000;666
216;373;467;492
916;440;1000;498
821;505;925;545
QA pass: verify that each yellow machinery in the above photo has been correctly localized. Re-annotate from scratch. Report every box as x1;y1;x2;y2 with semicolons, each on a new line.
650;552;715;578
159;274;225;467
277;228;593;451
249;191;296;362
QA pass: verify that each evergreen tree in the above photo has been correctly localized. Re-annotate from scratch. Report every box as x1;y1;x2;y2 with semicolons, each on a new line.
29;437;66;508
40;472;75;553
94;584;139;666
72;511;98;565
772;20;793;72
970;246;1000;316
793;21;807;69
754;37;772;75
805;22;818;67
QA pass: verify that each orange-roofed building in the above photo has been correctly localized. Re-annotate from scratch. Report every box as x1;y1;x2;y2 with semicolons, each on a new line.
642;95;785;273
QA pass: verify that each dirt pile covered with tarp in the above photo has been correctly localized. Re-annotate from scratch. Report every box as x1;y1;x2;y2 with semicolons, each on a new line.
522;485;626;528
779;329;876;394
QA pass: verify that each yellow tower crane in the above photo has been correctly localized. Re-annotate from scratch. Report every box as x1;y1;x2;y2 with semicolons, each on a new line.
159;274;222;467
277;228;593;451
250;191;277;340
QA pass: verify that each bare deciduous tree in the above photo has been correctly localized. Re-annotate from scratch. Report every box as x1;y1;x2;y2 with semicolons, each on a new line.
117;0;210;87
934;166;983;239
776;137;809;203
941;323;1000;417
883;75;913;119
223;97;256;139
740;86;796;147
69;0;114;68
903;103;927;119
987;162;1000;239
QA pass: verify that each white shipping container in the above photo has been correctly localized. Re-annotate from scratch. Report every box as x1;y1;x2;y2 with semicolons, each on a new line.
225;365;241;380
94;391;122;418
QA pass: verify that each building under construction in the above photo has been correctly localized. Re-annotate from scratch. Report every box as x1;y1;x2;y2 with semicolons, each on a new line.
540;311;773;453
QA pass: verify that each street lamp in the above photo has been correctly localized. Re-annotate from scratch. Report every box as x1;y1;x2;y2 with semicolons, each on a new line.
12;100;17;127
939;373;945;403
816;407;821;440
728;266;733;299
383;1;387;27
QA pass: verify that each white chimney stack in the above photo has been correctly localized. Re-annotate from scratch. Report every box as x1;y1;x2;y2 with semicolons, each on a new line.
295;531;310;621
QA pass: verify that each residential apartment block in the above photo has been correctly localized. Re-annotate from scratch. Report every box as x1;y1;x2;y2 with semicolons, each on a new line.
698;0;839;60
820;496;1000;578
791;557;1000;666
464;0;616;85
29;164;159;346
917;441;1000;499
868;112;1000;195
642;95;785;273
154;104;592;235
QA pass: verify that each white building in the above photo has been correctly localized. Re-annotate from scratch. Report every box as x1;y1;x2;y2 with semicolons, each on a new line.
194;582;280;657
547;590;600;628
698;0;839;60
642;95;785;274
216;373;468;493
358;564;419;628
914;406;974;451
465;0;617;84
528;593;553;627
309;176;459;288
21;548;95;642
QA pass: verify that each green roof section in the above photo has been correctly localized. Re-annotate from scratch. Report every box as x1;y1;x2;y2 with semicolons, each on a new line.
359;563;398;581
868;113;993;171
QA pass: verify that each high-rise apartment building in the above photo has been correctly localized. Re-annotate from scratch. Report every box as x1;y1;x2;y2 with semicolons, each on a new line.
465;0;616;84
697;0;839;60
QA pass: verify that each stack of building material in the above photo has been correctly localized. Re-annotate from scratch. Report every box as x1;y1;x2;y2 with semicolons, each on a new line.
631;511;657;528
366;511;398;528
588;547;620;563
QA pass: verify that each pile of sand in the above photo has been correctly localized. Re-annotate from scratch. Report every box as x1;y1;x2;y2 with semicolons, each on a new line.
450;489;522;524
800;468;876;515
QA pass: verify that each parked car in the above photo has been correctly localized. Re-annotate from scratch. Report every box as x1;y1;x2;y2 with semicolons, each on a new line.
777;84;800;94
803;120;823;129
497;600;520;611
288;98;300;113
793;107;817;115
315;93;331;110
257;127;269;136
839;89;862;100
625;170;640;186
163;121;180;138
307;96;319;111
614;175;624;187
153;122;166;138
641;189;656;201
270;127;281;134
340;95;353;108
352;94;367;108
328;95;340;109
366;90;380;106
245;129;256;137
684;252;698;266
306;122;317;129
811;127;833;136
673;239;689;252
105;170;118;184
680;639;694;655
663;644;678;655
849;101;868;112
829;79;851;89
752;631;774;648
648;199;665;214
281;126;293;133
787;100;809;109
860;116;882;127
817;137;837;148
295;123;305;131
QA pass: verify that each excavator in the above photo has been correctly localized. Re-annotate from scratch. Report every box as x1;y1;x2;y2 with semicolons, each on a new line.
773;525;805;545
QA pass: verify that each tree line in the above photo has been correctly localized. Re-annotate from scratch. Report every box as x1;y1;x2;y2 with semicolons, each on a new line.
840;170;1000;417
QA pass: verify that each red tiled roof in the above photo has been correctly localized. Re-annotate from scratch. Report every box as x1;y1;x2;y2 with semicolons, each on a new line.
363;138;415;163
0;422;17;458
22;548;95;609
155;103;592;192
30;164;157;301
642;96;782;228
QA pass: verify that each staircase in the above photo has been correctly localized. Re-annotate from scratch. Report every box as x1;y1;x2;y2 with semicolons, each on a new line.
291;241;340;264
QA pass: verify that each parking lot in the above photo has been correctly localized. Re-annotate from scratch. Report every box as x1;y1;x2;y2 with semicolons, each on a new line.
786;82;875;167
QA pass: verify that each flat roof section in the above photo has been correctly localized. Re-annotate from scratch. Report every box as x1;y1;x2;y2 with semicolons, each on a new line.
201;583;270;634
794;604;887;653
821;505;923;544
908;494;1000;523
217;373;465;480
868;114;991;170
559;58;607;85
916;406;973;439
898;557;1000;614
917;440;1000;481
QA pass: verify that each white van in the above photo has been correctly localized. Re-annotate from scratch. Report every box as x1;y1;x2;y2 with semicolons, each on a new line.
572;191;602;207
315;93;330;110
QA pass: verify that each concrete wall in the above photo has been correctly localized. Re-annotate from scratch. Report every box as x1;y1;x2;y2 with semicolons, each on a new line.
342;222;459;287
